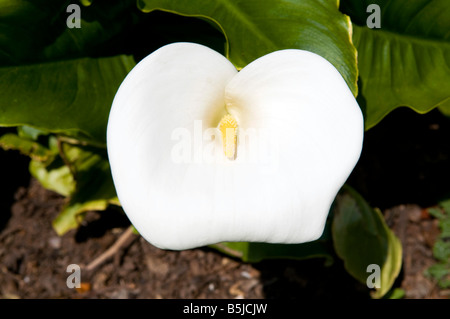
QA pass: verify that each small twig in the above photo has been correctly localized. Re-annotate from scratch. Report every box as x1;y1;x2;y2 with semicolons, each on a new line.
57;136;90;146
57;135;106;148
85;226;136;272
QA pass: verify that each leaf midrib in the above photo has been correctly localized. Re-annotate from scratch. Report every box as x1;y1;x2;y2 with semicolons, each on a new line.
354;24;450;51
216;0;276;49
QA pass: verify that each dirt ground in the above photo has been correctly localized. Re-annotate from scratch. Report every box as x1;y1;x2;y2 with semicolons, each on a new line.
1;108;449;299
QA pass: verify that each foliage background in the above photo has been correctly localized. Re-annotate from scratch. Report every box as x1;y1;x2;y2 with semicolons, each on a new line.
1;0;449;298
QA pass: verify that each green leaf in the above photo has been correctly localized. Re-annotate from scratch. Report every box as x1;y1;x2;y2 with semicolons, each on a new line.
386;288;405;299
52;144;119;235
0;55;135;144
0;0;66;65
428;200;450;238
17;125;48;141
438;103;450;117
332;186;402;298
0;130;75;196
432;241;450;262
211;239;333;264
427;207;446;220
211;222;334;263
439;199;450;215
425;200;450;289
0;0;138;65
0;1;138;144
138;0;358;96
340;0;450;129
425;263;450;289
80;0;93;6
439;219;450;239
0;133;55;163
29;159;75;197
53;199;115;236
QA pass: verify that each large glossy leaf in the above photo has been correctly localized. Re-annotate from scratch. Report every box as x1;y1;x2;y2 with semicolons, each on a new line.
138;0;358;96
340;0;450;129
0;0;139;144
0;0;138;66
0;0;67;65
0;55;135;144
332;186;402;298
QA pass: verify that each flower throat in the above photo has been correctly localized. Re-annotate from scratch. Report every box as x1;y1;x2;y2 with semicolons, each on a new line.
218;114;238;160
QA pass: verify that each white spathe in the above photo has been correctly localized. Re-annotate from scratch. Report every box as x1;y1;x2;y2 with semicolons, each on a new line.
107;42;364;250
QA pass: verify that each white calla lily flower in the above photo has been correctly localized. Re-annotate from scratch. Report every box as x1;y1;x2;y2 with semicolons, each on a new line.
107;42;363;250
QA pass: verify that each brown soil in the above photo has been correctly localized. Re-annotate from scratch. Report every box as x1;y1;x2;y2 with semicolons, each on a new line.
1;108;449;299
0;177;369;299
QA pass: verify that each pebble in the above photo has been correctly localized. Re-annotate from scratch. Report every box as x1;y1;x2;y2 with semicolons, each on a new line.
241;271;252;279
48;236;61;249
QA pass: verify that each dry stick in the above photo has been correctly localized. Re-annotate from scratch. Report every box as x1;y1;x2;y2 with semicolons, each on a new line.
85;226;136;272
57;136;90;146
